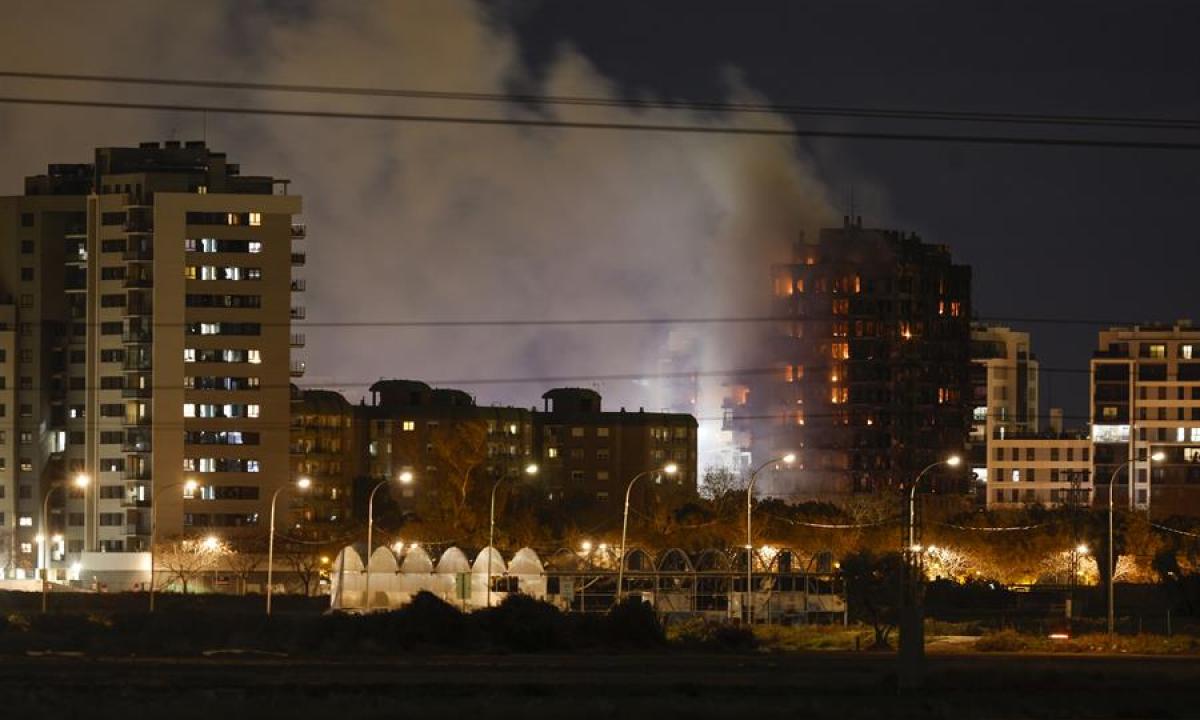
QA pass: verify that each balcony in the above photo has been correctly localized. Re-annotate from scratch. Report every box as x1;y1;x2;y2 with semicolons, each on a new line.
290;360;307;378
125;468;152;482
123;221;152;234
290;306;306;320
291;223;306;238
121;387;153;399
123;246;153;262
290;333;306;348
126;415;152;427
123;276;153;289
122;434;151;453
126;302;153;317
291;252;306;266
122;329;152;344
123;357;152;372
290;278;306;292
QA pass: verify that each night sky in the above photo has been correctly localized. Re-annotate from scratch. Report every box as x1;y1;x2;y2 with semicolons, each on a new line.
1;1;1196;461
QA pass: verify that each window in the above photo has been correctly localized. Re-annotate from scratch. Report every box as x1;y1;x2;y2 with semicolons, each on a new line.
249;212;262;226
19;516;33;527
571;427;585;438
99;513;123;527
547;447;559;459
831;342;850;360
402;421;415;431
1145;344;1167;359
20;212;34;227
597;427;609;438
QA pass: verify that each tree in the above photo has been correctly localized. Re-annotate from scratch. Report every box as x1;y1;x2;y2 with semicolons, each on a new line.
225;537;267;595
841;550;904;649
392;418;489;537
283;545;326;596
155;536;228;594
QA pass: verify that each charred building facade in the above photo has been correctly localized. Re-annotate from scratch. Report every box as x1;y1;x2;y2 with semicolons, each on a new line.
731;217;972;497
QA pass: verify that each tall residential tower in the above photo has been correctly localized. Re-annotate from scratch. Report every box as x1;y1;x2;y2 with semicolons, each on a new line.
0;141;302;578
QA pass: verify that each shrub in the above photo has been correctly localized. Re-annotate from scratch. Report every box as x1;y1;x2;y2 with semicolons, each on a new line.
603;598;665;649
974;629;1028;652
476;595;568;652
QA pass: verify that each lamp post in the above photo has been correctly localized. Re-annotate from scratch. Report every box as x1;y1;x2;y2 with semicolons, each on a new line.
363;471;413;612
745;453;795;625
617;463;678;604
1108;452;1164;641
487;463;538;608
41;474;90;613
148;478;199;612
266;476;312;616
907;456;962;551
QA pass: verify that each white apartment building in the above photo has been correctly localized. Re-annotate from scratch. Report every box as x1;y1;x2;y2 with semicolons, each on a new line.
986;434;1092;508
1091;322;1200;511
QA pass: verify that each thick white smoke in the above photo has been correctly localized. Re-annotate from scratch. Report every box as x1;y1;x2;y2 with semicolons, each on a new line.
0;0;835;476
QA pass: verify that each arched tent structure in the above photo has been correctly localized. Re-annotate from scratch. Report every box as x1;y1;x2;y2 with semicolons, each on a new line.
508;547;546;598
434;546;471;604
656;548;695;614
398;545;435;600
471;546;508;607
366;546;401;608
331;546;365;609
544;548;580;572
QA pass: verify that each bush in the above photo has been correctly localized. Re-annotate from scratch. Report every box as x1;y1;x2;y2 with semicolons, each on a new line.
669;619;758;652
603;598;665;649
476;595;569;652
974;629;1028;652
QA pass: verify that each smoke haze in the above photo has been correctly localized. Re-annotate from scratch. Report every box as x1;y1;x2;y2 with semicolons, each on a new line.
0;0;836;472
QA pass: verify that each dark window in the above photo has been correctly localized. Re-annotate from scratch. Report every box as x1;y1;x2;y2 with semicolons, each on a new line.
1179;363;1200;381
100;267;126;280
100;294;126;308
1138;364;1168;381
20;268;33;281
99;376;124;390
100;431;125;445
20;213;34;227
100;239;126;253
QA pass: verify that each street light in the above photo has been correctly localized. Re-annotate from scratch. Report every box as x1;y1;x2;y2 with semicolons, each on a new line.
1108;451;1164;641
908;455;961;550
363;470;414;612
487;463;538;608
266;476;312;616
616;463;678;603
746;453;795;624
149;478;199;612
41;474;90;613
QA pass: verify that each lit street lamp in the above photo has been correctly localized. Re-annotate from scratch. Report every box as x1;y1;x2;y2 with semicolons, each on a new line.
149;478;199;612
266;476;312;615
617;463;677;603
363;471;413;612
908;455;962;551
42;474;90;613
745;453;795;624
1108;452;1164;641
487;463;538;608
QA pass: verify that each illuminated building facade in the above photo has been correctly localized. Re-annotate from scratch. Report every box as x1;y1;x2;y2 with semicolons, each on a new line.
0;141;302;577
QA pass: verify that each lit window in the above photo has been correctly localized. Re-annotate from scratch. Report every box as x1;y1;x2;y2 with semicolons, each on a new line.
183;404;196;418
184;348;196;363
830;387;848;404
831;343;849;360
248;241;262;254
1192;428;1200;442
20;543;32;554
547;447;559;458
248;350;262;364
1183;345;1195;360
184;266;197;280
18;516;32;527
1179;428;1187;442
1011;470;1020;483
247;404;260;418
247;460;260;472
402;421;415;432
249;212;262;226
1147;344;1166;359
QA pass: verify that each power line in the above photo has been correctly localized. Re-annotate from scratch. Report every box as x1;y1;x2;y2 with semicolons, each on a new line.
2;95;1200;152
2;70;1197;132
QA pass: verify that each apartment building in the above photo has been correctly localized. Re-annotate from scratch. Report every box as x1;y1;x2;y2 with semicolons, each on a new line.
533;388;697;508
732;217;972;497
986;433;1092;508
0;141;302;578
969;325;1040;492
290;387;360;535
1091;322;1200;512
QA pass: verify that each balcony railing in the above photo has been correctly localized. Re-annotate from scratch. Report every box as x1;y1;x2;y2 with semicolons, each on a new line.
123;247;153;261
122;435;151;453
290;279;306;292
121;387;153;399
290;360;307;378
122;329;152;344
290;306;306;320
123;221;153;234
291;252;306;266
291;223;306;238
290;333;306;348
123;277;153;289
123;357;152;372
125;468;152;481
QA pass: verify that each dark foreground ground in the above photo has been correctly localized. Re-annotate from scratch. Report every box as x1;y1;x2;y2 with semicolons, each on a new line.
2;652;1198;719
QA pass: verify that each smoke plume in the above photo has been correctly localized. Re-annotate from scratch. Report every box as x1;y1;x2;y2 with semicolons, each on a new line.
0;0;835;472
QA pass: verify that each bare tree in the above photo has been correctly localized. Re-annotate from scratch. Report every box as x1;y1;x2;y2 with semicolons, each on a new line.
393;418;489;535
282;545;325;597
225;537;267;595
155;537;228;594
